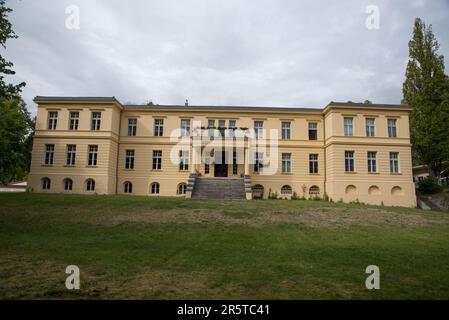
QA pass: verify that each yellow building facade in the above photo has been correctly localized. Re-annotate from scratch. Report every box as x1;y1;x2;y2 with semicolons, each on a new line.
28;97;416;207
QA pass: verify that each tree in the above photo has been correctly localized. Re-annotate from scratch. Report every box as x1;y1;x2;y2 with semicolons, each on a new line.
0;0;25;98
0;0;32;183
402;18;449;177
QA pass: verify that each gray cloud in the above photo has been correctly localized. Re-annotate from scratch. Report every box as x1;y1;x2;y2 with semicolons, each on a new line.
4;0;449;114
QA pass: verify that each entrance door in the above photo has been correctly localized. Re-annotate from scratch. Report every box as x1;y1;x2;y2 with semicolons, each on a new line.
214;150;228;177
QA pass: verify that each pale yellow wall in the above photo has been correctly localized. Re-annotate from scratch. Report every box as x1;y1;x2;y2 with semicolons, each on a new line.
28;99;416;207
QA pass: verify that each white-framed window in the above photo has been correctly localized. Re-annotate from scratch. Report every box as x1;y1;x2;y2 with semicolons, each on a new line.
309;154;318;174
181;119;191;137
388;119;397;137
179;150;189;171
86;179;95;192
309;186;320;195
124;181;133;193
390;152;399;173
229;120;237;137
254;152;263;173
367;151;377;173
345;151;355;172
282;153;291;173
281;122;291;140
177;183;187;195
69;112;79;130
152;150;162;170
125;149;135;169
154;119;164;136
64;178;73;191
128;118;137;136
44;144;55;165
254;121;264;139
66;144;76;166
344;117;353;136
48;111;58;130
308;122;318;140
91;112;101;131
42;177;51;190
87;145;98;166
218;120;226;137
365;118;375;137
151;182;160;194
207;120;215;137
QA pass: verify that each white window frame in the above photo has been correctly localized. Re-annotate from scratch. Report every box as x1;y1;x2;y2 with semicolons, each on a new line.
254;121;264;139
367;151;377;173
128;118;137;136
344;117;353;136
44;144;55;165
87;145;98;166
181;119;191;137
48;111;58;130
91;112;101;131
345;151;355;172
388;119;397;137
390;152;399;173
125;149;135;169
179;150;189;171
365;118;375;137
282;153;291;173
69;112;79;130
281;122;291;140
66;144;76;166
154;119;164;137
309;154;319;174
153;150;162;170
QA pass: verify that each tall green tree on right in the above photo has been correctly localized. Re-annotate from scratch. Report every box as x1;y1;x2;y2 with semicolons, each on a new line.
402;18;449;177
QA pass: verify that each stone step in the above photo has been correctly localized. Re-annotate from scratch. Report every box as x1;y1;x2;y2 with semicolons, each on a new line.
191;177;246;199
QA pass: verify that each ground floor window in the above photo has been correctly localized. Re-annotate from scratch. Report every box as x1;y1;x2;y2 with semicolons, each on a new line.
177;183;187;195
86;179;95;192
42;177;51;190
64;178;73;191
151;182;160;194
309;185;320;196
124;181;133;193
281;185;292;194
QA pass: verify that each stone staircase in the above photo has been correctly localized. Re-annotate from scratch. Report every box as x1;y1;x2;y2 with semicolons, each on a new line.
191;177;246;199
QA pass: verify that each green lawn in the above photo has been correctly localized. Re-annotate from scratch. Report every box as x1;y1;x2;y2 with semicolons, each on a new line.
0;193;449;299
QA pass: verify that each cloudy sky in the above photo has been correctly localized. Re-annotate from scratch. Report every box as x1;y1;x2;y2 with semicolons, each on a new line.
4;0;449;114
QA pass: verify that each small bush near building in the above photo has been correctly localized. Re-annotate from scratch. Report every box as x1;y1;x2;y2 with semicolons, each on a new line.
418;176;443;194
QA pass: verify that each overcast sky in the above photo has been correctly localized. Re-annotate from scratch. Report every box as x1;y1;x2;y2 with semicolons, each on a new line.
4;0;449;114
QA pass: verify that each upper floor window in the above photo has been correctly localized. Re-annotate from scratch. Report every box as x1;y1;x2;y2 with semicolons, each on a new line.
254;152;263;173
367;151;377;173
254;121;264;139
69;112;79;130
154;119;164;137
390;152;399;173
91;112;101;131
66;144;76;166
229;120;237;137
344;117;353;136
44;144;55;165
218;120;226;137
48;111;58;130
308;122;318;140
87;145;98;166
179;150;189;171
128;118;137;136
345;151;355;172
309;154;319;174
388;119;397;137
207;120;215;137
181;119;190;137
152;150;162;170
281;122;291;140
125;149;135;169
365;118;375;137
282;153;291;173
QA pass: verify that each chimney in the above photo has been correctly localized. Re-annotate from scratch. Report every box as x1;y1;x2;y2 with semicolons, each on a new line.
185;99;189;107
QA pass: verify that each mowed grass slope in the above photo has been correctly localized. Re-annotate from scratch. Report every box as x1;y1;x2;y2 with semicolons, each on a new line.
0;193;449;299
